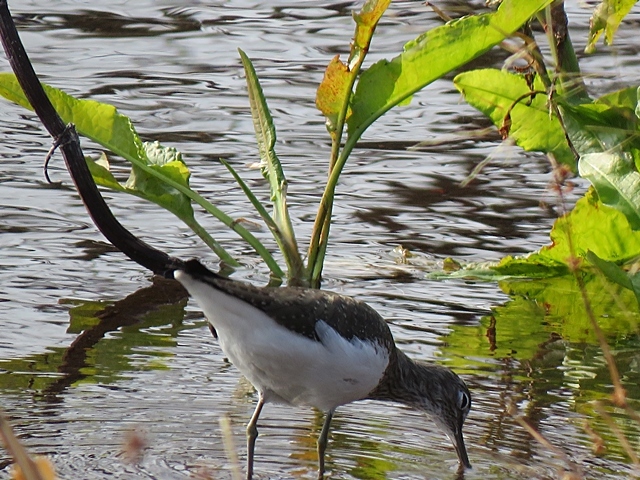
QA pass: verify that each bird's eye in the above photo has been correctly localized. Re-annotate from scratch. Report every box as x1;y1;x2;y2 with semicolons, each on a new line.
458;390;471;411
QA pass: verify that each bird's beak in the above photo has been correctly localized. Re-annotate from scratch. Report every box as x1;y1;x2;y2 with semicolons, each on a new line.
448;426;471;469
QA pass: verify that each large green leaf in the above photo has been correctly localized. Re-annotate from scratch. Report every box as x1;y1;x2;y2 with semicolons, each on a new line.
579;152;640;230
346;0;553;141
435;188;640;280
0;73;288;274
454;68;576;167
0;73;145;162
535;187;640;265
563;86;640;231
586;0;639;53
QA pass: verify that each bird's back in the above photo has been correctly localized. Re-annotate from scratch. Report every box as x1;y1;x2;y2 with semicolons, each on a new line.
176;260;397;410
181;260;395;348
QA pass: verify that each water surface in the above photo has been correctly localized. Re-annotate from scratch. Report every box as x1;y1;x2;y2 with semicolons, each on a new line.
1;1;639;479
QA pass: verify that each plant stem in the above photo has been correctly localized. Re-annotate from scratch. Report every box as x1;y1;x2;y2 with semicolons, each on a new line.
538;1;589;102
184;218;240;267
308;133;359;285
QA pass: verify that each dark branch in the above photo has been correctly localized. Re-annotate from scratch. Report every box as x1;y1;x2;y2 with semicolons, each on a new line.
0;0;184;277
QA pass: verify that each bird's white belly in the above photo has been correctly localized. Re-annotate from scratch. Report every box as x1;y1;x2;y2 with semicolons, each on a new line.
175;272;389;412
222;317;389;411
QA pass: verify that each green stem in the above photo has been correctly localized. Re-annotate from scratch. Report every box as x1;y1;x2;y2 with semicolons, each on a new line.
308;132;360;284
328;63;361;174
538;1;589;102
188;189;284;277
184;217;240;267
221;159;303;282
121;154;284;278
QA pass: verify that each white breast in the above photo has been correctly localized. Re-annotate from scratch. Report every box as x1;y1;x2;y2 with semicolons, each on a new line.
175;271;390;412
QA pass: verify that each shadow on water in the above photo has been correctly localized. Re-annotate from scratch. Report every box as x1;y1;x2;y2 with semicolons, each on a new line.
0;278;189;400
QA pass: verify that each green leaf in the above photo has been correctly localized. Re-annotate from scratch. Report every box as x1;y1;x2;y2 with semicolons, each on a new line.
586;250;640;307
347;0;553;141
238;49;303;280
436;188;640;280
127;142;193;220
86;153;126;193
533;187;640;265
586;0;639;53
0;73;291;272
561;100;640;157
489;254;569;278
454;68;576;167
0;72;145;162
579;152;640;230
87;141;197;228
87;146;194;221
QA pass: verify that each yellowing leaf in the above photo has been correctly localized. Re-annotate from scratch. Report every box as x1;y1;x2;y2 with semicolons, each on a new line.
12;457;56;480
316;56;352;136
586;0;638;53
353;0;392;51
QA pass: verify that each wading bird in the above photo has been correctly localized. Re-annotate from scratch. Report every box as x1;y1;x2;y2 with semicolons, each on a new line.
174;259;471;479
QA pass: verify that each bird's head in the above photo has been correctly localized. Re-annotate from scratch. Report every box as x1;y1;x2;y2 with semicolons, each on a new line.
410;364;472;469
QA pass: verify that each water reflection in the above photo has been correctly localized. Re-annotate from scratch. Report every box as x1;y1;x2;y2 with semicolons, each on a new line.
0;278;189;399
2;273;637;478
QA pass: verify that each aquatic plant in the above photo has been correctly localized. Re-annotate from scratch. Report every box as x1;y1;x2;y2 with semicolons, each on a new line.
0;0;551;287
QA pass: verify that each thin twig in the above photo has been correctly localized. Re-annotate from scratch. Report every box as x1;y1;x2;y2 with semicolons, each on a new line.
42;123;74;183
219;416;243;480
425;2;452;22
547;153;627;407
593;402;640;467
0;410;45;480
508;401;584;478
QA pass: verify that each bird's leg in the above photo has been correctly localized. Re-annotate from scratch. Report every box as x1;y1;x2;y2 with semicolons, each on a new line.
246;393;265;480
316;409;334;479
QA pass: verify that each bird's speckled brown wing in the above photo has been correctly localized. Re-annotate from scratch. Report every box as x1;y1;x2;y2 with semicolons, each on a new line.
182;259;395;352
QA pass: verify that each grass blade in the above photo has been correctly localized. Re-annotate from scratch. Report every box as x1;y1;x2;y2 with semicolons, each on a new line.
238;49;304;282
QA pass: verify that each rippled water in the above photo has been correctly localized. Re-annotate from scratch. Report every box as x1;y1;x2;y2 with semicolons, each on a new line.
1;1;639;479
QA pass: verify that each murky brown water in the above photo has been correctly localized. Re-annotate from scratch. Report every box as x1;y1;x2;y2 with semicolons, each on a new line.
1;1;639;479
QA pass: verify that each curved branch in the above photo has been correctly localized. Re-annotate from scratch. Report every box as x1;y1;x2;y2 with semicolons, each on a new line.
0;0;183;276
